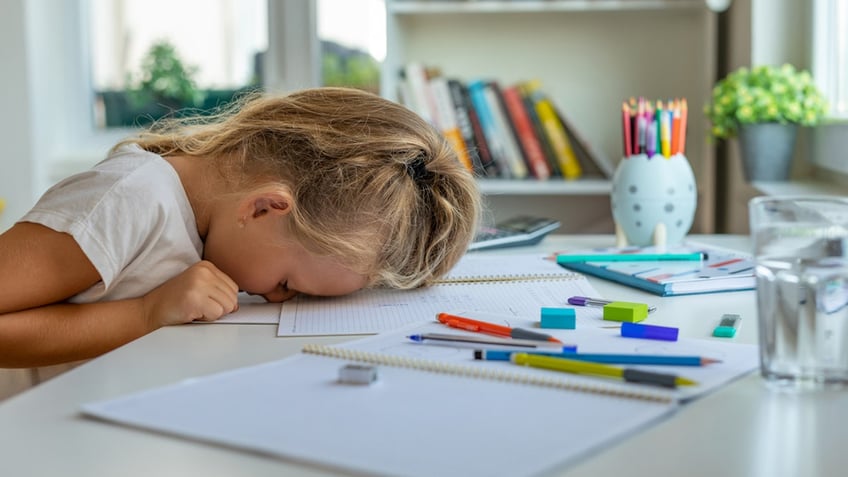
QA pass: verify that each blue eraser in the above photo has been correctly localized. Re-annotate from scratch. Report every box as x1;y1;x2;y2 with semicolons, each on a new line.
540;307;576;329
621;322;679;341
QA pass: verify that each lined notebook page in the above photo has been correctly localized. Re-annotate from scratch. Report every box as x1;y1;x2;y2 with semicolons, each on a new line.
277;275;600;336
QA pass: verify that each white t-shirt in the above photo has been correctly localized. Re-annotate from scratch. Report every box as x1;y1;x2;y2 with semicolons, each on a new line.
21;144;203;303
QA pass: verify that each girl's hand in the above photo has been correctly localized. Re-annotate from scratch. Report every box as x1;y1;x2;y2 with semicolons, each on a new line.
142;261;239;327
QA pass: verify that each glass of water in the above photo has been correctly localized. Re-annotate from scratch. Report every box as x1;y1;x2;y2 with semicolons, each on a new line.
750;196;848;389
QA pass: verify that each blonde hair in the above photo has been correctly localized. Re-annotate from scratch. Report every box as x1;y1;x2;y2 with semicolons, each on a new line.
115;87;481;289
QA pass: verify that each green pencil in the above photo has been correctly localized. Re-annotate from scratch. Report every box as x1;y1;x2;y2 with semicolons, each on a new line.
556;252;704;263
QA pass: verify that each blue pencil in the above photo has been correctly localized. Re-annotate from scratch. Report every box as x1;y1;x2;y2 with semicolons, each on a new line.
473;349;720;366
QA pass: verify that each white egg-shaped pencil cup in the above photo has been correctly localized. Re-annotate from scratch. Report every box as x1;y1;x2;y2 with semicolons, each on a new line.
610;153;696;247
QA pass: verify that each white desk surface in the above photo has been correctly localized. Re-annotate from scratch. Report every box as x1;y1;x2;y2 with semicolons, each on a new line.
1;234;846;477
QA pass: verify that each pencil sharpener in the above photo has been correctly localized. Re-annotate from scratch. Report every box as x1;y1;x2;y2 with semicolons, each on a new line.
611;153;696;247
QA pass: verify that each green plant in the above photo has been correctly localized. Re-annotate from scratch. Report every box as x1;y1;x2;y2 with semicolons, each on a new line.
704;64;828;140
128;40;205;109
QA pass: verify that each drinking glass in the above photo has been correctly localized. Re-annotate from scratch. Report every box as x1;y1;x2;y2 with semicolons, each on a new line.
750;196;848;389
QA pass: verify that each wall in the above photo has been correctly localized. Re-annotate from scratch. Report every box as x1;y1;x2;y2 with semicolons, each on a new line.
0;0;38;232
720;0;815;234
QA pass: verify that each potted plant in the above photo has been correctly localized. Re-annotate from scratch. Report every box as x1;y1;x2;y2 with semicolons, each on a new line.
704;64;828;181
100;40;206;127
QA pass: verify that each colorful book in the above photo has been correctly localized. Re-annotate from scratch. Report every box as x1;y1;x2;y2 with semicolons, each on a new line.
468;80;512;178
555;242;756;296
483;81;528;179
447;79;485;176
522;80;582;180
429;76;473;171
501;85;551;180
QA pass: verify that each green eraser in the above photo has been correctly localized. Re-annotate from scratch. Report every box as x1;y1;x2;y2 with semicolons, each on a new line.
602;302;649;323
540;307;576;329
713;314;741;338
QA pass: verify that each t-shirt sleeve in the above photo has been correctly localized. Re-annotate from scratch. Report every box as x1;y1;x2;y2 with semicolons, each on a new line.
20;164;169;289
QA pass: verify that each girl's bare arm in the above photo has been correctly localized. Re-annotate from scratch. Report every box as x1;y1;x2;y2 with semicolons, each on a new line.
0;223;239;368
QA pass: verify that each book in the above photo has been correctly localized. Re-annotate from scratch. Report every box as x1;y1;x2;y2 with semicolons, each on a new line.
556;104;617;178
453;79;499;177
80;321;757;477
467;79;512;178
277;254;599;336
522;79;583;180
429;76;473;171
555;242;756;297
501;85;551;180
446;79;485;175
483;81;528;179
518;82;561;177
399;62;439;126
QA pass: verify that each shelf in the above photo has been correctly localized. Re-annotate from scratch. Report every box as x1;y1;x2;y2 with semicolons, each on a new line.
389;0;707;15
477;178;611;195
751;179;847;197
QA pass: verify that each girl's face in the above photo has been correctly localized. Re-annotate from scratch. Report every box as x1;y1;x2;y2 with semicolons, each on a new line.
202;195;369;302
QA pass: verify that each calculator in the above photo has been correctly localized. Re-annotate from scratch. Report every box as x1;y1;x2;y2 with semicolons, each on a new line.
468;216;561;251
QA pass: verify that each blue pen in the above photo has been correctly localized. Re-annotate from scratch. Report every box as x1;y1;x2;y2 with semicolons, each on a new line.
473;349;719;366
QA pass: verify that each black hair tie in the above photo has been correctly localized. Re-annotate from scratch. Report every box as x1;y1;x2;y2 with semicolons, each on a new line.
407;154;433;184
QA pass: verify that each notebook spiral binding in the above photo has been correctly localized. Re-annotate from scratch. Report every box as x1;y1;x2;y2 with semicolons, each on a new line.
302;344;675;404
436;274;582;285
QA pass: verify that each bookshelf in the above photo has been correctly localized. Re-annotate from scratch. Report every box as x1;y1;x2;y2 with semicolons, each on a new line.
382;0;718;233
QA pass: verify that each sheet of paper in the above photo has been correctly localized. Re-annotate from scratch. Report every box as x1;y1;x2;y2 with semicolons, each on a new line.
277;275;602;336
205;293;281;325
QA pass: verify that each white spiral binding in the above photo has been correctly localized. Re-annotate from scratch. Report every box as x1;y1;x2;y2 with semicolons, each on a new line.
302;344;674;404
436;274;582;285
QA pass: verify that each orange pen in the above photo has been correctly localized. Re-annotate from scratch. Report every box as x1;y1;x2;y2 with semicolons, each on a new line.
436;312;563;344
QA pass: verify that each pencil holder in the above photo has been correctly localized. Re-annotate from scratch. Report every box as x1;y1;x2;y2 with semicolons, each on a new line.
610;153;696;247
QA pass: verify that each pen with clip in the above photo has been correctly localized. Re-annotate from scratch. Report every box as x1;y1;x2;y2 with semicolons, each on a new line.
437;312;563;344
407;333;574;350
568;296;657;314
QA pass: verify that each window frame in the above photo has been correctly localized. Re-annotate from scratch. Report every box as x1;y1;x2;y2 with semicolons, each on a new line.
45;0;319;182
812;0;847;120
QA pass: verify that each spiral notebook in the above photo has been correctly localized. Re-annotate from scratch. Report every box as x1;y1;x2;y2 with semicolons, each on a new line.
277;254;600;336
82;323;685;477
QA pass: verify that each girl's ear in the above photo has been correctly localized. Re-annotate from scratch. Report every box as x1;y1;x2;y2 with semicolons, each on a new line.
239;186;294;221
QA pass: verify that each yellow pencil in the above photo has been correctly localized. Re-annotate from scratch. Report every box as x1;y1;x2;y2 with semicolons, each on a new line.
510;353;697;388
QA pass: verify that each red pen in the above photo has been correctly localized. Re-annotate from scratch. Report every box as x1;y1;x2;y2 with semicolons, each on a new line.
436;312;563;344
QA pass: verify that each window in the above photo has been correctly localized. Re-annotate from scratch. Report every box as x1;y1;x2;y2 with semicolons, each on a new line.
317;0;385;95
86;0;385;129
813;0;848;119
88;0;268;128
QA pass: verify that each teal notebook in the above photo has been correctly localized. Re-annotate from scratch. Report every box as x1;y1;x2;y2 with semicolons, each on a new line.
556;243;755;297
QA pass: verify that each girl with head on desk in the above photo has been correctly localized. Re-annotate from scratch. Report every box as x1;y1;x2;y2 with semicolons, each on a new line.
0;87;481;368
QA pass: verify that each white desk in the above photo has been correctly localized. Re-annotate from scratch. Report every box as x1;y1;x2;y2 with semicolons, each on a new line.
1;235;845;477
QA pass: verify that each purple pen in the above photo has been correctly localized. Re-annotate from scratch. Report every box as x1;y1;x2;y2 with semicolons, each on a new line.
567;296;657;313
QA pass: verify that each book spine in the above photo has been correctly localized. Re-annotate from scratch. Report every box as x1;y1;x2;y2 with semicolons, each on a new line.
501;85;551;181
483;82;528;179
468;80;512;178
519;83;561;178
429;76;474;171
402;62;439;127
447;79;486;176
525;82;582;180
555;105;616;178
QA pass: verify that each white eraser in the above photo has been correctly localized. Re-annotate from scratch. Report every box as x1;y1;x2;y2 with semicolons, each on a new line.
338;364;378;384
